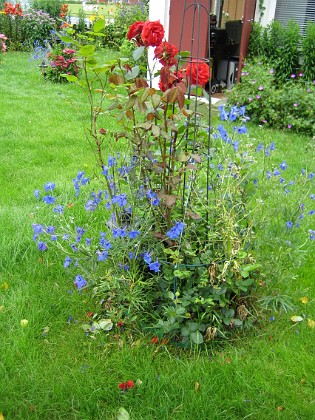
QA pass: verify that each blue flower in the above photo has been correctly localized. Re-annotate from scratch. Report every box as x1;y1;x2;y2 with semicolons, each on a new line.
280;178;285;184
108;155;117;167
77;171;85;181
38;241;47;251
286;221;293;229
128;230;140;239
70;244;78;252
266;171;272;179
218;105;228;121
308;210;315;215
151;198;160;206
34;189;40;198
64;256;72;268
76;226;85;236
85;200;97;211
97;250;108;261
280;161;288;170
42;196;55;204
235;126;247;134
217;163;224;171
256;143;263;152
112;194;128;207
166;221;185;240
112;228;126;238
86;238;92;246
74;274;87;289
46;226;56;234
232;141;239;152
81;177;90;186
273;169;280;176
62;234;69;241
310;194;315;200
309;229;315;240
309;172;314;180
217;124;228;141
148;260;161;273
44;182;55;192
32;224;44;234
53;205;64;214
143;252;152;264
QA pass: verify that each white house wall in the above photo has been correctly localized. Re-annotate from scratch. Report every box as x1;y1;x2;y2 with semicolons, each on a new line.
254;0;277;25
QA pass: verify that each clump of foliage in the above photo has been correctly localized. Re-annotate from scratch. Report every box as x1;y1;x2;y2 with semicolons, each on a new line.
45;44;80;82
248;20;301;83
22;9;56;47
0;2;57;49
302;20;315;82
100;1;148;49
31;19;314;347
0;1;24;50
228;59;315;135
31;0;64;20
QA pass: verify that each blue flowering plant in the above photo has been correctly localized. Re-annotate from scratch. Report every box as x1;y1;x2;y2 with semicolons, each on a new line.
31;21;314;346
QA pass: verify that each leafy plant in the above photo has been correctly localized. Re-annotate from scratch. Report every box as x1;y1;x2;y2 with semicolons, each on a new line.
31;0;64;20
228;59;315;135
248;19;301;83
45;44;80;82
302;21;315;82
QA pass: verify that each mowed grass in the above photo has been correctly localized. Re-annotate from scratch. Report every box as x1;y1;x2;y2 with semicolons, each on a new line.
0;52;315;419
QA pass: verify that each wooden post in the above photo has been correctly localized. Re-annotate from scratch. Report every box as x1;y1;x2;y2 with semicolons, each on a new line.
237;0;257;82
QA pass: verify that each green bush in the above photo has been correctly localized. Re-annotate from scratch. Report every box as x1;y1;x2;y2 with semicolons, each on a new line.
22;9;56;47
248;20;301;83
228;59;315;135
102;1;148;49
31;0;63;19
302;21;315;81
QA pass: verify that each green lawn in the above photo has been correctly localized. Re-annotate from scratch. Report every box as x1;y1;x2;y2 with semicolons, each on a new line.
0;52;314;419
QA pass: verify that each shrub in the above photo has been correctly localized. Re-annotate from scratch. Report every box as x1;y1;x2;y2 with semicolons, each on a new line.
31;20;314;347
45;44;80;82
102;1;148;49
31;0;64;20
228;59;315;135
22;9;56;47
302;21;315;82
0;2;24;50
248;19;301;83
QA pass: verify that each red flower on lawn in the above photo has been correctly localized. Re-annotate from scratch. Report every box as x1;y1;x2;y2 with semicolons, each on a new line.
154;41;178;67
118;380;135;391
186;60;210;85
127;21;145;46
141;20;164;47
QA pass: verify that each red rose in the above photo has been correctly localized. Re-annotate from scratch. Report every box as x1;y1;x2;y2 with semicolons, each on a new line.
186;60;210;85
141;20;165;47
127;21;145;46
154;41;178;66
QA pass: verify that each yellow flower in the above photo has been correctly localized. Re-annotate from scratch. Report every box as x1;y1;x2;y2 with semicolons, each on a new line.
307;319;315;329
299;296;309;304
20;319;29;327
